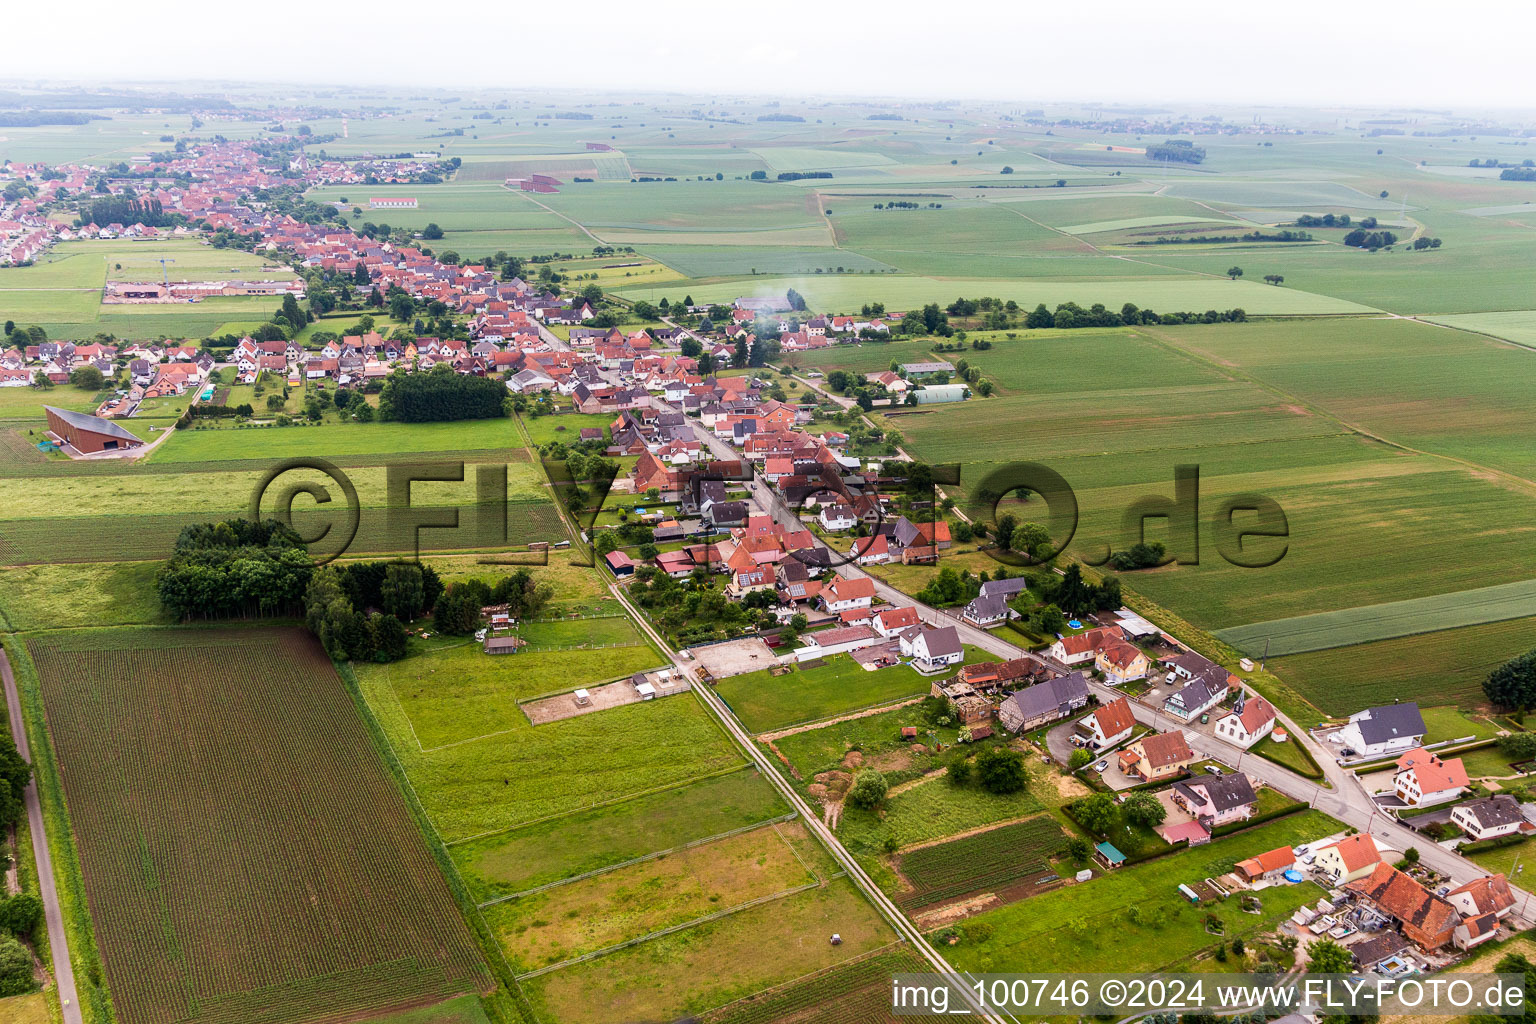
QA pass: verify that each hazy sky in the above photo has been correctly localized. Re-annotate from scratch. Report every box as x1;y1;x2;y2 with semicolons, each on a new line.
7;0;1532;111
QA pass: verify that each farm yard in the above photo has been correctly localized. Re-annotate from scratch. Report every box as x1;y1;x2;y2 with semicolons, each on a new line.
22;626;492;1024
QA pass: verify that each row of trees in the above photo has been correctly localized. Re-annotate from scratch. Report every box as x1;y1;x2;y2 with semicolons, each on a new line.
1022;301;1247;329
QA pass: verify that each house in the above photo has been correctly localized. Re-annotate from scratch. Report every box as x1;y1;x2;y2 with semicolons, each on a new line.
1046;626;1122;666
961;592;1014;628
872;606;920;637
1077;696;1136;750
1451;796;1530;842
1095;641;1149;685
727;563;776;599
1393;748;1468;807
1346;863;1460;951
44;406;144;454
1313;833;1382;885
817;504;857;532
1213;694;1278;749
1171;773;1257;827
1447;874;1517;921
1235;846;1296;884
998;672;1091;733
1453;912;1501;952
1163;672;1230;721
799;624;880;659
901;626;964;673
706;500;749;529
604;550;635;577
1117;730;1194;782
1336;702;1427;759
979;576;1030;601
820;574;875;614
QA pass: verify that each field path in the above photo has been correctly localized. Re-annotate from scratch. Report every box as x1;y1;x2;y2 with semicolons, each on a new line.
511;189;605;245
0;648;83;1024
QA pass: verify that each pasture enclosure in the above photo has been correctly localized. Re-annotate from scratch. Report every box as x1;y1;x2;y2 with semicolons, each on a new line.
27;626;491;1024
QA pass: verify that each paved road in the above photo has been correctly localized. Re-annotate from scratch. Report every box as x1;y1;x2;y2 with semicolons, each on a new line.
0;649;82;1024
606;584;1011;1023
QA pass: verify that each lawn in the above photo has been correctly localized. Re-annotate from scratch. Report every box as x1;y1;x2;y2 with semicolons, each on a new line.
25;626;491;1024
355;648;744;843
450;768;789;902
1250;735;1323;780
944;811;1342;973
0;561;169;630
1465;835;1536;880
520;411;612;447
837;772;1045;855
381;634;665;748
714;655;932;733
771;703;961;777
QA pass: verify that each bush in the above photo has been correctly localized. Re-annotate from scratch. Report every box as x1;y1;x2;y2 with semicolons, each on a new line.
0;894;42;938
0;935;31;996
848;768;889;810
975;746;1028;794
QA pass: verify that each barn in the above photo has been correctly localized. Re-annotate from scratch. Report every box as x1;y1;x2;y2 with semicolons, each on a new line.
45;406;144;454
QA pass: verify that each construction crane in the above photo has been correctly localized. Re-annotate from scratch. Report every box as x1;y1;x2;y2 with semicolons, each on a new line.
156;257;176;287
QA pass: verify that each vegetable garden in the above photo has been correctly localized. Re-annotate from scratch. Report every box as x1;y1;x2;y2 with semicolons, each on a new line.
895;815;1067;910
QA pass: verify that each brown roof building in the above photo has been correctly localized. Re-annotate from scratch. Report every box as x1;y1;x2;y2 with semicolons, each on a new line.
1347;863;1460;951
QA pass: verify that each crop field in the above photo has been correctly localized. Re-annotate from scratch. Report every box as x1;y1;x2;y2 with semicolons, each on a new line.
895;815;1066;910
944;811;1339;974
522;878;895;1024
26;626;491;1024
1157;181;1403;210
1271;616;1536;716
484;822;816;973
1216;579;1536;657
451;768;789;902
613;272;1376;315
640;244;895;278
715;655;932;733
1426;310;1536;349
836;775;1044;855
0;561;168;630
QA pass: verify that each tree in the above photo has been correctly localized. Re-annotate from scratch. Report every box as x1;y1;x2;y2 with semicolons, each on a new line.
432;585;482;635
1307;938;1352;975
1486;648;1536;710
1263;274;1285;286
379;562;426;620
1074;791;1117;835
1403;846;1420;865
848;768;889;809
368;613;410;662
947;750;973;786
1501;732;1536;759
422;223;444;239
367;285;384;307
1069;748;1093;770
0;935;32;997
1227;266;1244;280
0;893;42;938
975;746;1028;794
69;365;105;390
1067;836;1091;863
1123;791;1166;827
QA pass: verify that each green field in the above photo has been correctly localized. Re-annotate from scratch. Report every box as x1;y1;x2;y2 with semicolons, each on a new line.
715;656;933;733
451;768;789;902
1217;579;1536;657
26;626;491;1024
150;417;528;463
944;811;1339;973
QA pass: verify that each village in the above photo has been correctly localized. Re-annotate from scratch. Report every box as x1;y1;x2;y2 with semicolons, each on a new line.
4;121;1536;1017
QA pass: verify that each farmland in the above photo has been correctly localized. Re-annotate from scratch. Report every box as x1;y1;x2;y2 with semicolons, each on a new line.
895;815;1067;910
25;626;491;1024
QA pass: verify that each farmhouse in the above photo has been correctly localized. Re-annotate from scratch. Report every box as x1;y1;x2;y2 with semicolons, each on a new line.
1446;874;1517;921
44;406;144;454
1117;730;1193;782
1046;626;1122;665
998;671;1090;733
1346;863;1460;951
1336;702;1426;759
1313;833;1382;886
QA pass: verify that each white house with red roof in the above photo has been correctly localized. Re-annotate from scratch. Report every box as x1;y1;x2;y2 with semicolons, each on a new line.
1212;694;1277;749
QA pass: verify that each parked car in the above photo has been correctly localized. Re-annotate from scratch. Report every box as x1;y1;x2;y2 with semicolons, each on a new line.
1094;759;1109;773
1205;765;1224;776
